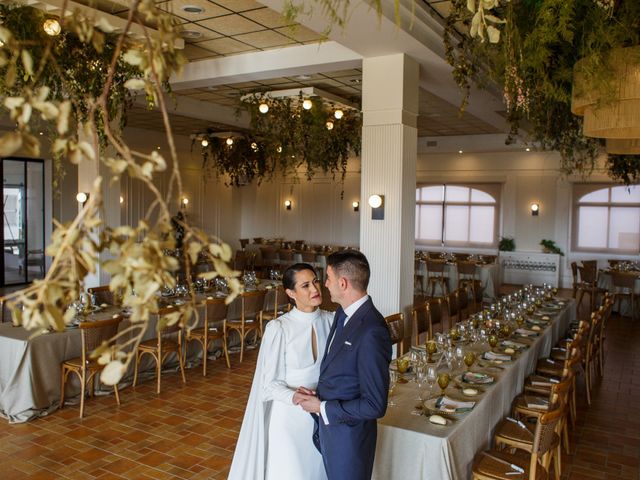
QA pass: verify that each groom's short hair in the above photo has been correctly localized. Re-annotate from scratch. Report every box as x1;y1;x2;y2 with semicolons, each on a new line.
327;250;370;292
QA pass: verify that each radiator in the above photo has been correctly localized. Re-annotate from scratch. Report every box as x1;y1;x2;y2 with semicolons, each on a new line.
499;251;561;287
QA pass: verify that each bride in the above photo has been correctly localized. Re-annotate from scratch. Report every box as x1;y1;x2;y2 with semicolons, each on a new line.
228;263;333;480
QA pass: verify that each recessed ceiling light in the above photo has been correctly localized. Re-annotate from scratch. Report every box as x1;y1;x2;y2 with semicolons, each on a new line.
180;30;203;40
182;5;205;14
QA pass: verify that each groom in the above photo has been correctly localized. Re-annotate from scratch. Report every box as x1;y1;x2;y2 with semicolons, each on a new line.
298;250;392;480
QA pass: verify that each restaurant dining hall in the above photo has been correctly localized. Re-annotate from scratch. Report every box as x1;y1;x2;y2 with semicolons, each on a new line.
0;0;638;479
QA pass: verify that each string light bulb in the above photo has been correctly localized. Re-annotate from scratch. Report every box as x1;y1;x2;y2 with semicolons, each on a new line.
76;192;88;204
326;121;334;130
226;137;234;146
334;109;344;119
43;18;61;36
259;103;269;114
201;138;208;147
302;99;312;110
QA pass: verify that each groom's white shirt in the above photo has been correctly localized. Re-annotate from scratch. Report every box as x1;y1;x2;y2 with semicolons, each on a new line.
320;294;369;425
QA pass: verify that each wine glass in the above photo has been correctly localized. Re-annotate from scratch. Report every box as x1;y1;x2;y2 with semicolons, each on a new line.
388;371;398;407
414;363;427;401
463;351;476;371
426;340;437;363
437;372;450;396
426;365;437;397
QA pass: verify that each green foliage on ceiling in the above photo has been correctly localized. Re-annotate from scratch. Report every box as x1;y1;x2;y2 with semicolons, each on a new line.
199;95;361;191
444;0;640;184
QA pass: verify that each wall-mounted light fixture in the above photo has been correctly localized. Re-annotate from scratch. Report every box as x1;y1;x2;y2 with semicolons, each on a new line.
530;202;540;216
119;195;124;205
76;192;89;207
284;199;292;210
368;194;384;220
182;197;189;208
352;201;359;212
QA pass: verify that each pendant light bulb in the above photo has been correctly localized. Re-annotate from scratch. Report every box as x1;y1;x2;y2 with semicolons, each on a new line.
259;103;269;114
334;109;344;120
302;99;312;110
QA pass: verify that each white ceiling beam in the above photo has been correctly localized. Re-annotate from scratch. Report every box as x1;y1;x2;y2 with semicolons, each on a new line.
14;0;184;49
169;41;362;91
134;94;249;129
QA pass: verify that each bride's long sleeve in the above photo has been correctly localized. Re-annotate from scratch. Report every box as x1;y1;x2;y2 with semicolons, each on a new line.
260;320;295;405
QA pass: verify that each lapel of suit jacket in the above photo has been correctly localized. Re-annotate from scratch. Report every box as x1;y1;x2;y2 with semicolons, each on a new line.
321;308;342;364
320;299;372;374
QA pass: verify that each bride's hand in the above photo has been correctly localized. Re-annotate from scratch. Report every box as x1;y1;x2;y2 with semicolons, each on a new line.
296;386;316;396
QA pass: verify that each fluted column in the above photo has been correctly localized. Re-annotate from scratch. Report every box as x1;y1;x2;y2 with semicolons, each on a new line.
360;54;418;336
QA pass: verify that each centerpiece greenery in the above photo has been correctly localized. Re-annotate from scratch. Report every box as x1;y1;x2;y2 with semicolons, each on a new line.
199;94;361;191
0;1;239;386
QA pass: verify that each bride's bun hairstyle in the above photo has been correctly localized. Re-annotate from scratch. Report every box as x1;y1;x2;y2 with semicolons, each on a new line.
283;263;317;305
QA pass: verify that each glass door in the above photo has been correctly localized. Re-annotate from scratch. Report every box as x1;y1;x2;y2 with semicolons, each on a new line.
1;159;45;285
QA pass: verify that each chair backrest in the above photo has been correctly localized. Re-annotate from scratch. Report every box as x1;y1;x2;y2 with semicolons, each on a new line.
446;290;459;317
205;297;228;327
278;249;294;261
611;271;637;289
242;290;267;321
385;313;404;356
234;250;246;271
607;259;620;268
427;297;444;331
472;279;483;304
426;259;446;274
263;285;287;316
481;254;497;264
578;265;597;284
531;405;564;459
582;260;598;270
260;246;278;262
412;302;429;345
253;237;264;244
156;306;183;336
570;261;578;283
88;286;114;306
427;251;442;259
457;287;470;319
239;238;250;249
457;260;478;276
453;252;470;261
79;316;122;364
301;251;317;262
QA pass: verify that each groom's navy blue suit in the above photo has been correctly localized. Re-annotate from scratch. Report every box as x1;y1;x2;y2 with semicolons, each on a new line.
314;298;392;480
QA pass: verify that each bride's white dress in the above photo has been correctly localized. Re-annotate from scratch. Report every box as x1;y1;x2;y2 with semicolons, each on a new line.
228;307;333;480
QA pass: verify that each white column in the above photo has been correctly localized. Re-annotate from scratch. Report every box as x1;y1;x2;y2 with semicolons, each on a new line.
360;54;418;334
77;148;121;288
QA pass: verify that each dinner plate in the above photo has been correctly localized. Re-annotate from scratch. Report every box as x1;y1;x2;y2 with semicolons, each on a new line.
455;371;495;385
423;395;476;415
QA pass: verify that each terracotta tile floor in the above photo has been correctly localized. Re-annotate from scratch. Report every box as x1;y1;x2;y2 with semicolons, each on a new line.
0;294;638;479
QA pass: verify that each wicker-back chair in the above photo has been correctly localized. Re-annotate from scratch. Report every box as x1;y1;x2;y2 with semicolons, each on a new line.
426;259;448;297
133;307;187;394
88;285;115;306
184;297;229;375
385;312;404;357
260;285;290;330
427;297;445;336
60;316;123;418
411;302;429;346
225;290;266;362
445;289;460;327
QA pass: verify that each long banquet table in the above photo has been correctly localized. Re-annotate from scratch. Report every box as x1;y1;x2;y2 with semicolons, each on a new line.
0;285;280;423
373;299;576;479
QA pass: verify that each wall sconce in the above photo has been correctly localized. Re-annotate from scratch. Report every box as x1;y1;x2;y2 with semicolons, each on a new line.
530;202;540;216
368;194;384;220
181;197;189;209
352;201;359;212
119;195;124;205
284;199;292;210
76;192;89;206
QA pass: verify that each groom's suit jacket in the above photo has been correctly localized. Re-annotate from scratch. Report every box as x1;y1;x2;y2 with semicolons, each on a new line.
314;298;392;480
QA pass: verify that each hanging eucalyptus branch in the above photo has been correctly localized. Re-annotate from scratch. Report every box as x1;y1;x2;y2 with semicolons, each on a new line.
199;94;361;191
0;0;241;386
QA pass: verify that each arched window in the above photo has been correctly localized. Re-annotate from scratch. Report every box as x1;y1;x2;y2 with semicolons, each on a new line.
572;184;640;253
415;184;500;247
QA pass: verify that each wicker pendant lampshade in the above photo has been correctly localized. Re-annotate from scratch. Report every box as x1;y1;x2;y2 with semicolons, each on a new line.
572;46;640;139
606;138;640;154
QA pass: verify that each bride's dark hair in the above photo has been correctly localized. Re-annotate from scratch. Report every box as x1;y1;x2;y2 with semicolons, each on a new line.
283;263;317;305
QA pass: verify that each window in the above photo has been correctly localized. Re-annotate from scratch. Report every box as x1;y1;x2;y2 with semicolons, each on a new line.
415;184;500;248
573;184;640;253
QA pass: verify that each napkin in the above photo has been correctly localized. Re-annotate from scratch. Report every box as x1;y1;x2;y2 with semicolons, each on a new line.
435;395;476;413
484;351;511;362
524;395;549;410
515;328;539;337
530;375;559;387
502;340;528;350
462;371;494;384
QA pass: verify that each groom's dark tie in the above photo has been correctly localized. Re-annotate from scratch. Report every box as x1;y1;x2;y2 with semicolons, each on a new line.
333;307;347;344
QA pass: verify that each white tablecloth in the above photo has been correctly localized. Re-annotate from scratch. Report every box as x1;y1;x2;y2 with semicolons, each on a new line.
373;299;576;479
597;271;640;317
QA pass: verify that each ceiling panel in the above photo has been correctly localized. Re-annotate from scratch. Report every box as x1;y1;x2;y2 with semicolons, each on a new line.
196;37;256;55
198;14;265;36
234;30;295;49
241;7;294;29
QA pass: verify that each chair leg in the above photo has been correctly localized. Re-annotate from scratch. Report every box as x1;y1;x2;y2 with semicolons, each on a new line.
178;345;187;384
59;365;66;410
576;289;585;313
133;351;140;387
156;352;162;395
554;442;562;480
202;340;208;377
223;335;231;369
240;330;245;363
113;383;121;406
79;369;86;419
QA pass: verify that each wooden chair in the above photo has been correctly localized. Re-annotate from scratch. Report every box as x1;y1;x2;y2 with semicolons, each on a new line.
239;238;250;249
414;258;425;296
457;260;479;298
453;252;470;261
133;307;187;394
259;285;290;333
471;279;485;313
300;250;323;280
610;271;638;320
481;254;497;264
570;262;578;299
427;297;445;337
259;246;279;271
576;266;605;314
234;250;246;272
60;316;123;418
426;259;449;297
184;297;229;375
278;248;295;270
607;259;621;268
411;302;429;346
253;237;264;244
472;405;563;480
87;285;115;306
225;290;266;362
385;312;404;356
445;289;460;328
427;251;442;259
457;286;471;321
